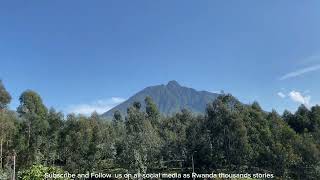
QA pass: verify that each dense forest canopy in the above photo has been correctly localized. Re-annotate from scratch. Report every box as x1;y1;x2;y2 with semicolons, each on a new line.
0;80;319;179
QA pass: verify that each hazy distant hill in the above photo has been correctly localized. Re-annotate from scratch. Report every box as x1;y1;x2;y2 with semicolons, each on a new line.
102;80;220;118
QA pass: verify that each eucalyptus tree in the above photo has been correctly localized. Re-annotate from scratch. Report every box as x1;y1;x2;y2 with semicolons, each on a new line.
0;80;11;110
123;101;161;175
17;90;49;166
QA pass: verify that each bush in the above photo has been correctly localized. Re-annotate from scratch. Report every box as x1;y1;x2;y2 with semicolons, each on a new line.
18;164;68;180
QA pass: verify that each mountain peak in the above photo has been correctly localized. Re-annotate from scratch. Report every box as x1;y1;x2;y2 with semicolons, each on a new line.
102;81;219;118
167;80;180;87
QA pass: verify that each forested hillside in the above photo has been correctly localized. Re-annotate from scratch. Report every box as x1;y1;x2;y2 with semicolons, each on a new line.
0;80;319;179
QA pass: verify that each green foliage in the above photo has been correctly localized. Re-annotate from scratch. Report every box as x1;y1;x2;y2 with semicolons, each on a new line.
18;164;68;180
16;90;49;167
310;105;320;133
17;90;47;117
112;110;123;125
0;169;10;180
161;109;191;169
0;110;17;170
0;85;319;179
145;96;159;117
0;80;11;110
122;101;161;174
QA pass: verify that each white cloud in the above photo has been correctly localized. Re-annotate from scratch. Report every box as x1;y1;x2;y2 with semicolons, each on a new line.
277;92;286;98
210;90;224;94
280;64;320;80
66;97;126;116
288;91;310;106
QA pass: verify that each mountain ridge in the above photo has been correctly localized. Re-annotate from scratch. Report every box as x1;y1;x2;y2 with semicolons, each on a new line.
102;80;220;118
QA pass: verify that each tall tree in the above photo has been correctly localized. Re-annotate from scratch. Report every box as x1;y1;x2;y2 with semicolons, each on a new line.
112;110;123;126
0;80;11;110
310;105;320;132
45;108;63;166
123;102;161;175
160;109;191;170
0;111;16;170
17;90;49;166
288;105;311;133
145;96;160;126
0;80;14;170
205;95;250;169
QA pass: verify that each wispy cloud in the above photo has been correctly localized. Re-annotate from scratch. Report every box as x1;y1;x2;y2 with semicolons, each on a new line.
288;90;310;106
280;64;320;80
277;92;286;98
210;90;224;94
66;97;126;116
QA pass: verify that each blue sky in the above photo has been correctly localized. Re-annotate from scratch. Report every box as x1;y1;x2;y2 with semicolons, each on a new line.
1;0;320;115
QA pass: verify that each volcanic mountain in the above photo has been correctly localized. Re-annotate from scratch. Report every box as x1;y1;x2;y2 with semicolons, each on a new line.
102;80;220;117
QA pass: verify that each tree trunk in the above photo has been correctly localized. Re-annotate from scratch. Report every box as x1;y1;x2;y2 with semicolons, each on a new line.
0;138;2;170
28;122;31;147
12;151;16;180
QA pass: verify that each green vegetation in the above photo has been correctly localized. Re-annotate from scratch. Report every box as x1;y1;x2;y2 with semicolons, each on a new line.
0;81;319;179
18;165;67;180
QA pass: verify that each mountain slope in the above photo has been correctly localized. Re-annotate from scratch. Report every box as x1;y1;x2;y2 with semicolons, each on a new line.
102;80;220;117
